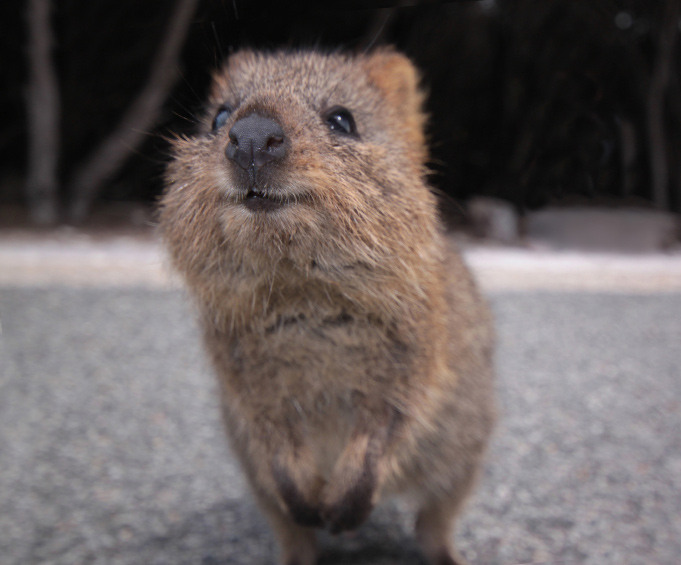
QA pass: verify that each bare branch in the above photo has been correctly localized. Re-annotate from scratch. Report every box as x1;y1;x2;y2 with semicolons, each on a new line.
67;0;200;221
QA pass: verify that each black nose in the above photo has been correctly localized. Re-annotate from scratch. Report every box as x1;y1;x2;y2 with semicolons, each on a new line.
225;114;286;172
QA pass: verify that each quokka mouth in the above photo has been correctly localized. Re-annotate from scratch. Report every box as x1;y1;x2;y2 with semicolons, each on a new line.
242;189;285;212
239;188;311;212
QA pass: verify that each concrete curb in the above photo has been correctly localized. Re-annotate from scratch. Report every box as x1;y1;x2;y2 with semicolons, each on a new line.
0;236;680;292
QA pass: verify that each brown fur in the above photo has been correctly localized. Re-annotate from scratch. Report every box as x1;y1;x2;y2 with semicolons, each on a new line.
159;48;495;565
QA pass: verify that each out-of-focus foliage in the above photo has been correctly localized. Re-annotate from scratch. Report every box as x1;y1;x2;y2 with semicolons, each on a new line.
405;0;680;211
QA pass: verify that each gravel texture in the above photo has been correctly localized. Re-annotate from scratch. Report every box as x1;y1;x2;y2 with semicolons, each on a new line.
1;288;680;564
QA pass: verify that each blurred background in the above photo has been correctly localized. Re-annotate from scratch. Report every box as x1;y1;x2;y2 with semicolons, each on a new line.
1;0;680;248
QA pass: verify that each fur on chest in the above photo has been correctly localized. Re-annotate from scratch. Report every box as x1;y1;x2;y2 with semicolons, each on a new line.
213;308;411;400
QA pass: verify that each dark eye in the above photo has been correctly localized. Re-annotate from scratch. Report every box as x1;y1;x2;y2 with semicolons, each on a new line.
324;106;357;137
212;105;233;132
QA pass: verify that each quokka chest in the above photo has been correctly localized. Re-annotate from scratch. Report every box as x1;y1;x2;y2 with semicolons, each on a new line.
219;311;412;402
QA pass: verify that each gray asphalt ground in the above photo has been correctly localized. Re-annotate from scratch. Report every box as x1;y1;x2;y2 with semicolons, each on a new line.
1;259;681;564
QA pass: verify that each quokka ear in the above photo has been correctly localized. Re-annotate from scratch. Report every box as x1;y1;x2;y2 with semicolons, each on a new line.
363;48;428;162
364;49;422;110
223;49;259;72
208;49;258;107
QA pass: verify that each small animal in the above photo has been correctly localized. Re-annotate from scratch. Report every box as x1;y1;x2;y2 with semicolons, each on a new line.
160;48;496;565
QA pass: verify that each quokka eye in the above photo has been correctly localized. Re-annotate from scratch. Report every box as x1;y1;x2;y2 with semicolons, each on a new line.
324;106;358;137
212;105;233;132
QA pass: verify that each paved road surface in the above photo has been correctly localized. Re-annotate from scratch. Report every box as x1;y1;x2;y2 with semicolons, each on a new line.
1;280;680;563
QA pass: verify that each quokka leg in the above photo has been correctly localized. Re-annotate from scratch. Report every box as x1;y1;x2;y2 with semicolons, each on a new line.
414;468;478;565
256;489;319;565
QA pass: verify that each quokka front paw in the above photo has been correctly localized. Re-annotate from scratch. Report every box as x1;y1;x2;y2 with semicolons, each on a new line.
271;455;325;528
273;458;375;533
320;458;377;534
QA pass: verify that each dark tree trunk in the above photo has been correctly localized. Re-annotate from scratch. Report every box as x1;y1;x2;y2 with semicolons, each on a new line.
25;0;60;225
647;0;680;210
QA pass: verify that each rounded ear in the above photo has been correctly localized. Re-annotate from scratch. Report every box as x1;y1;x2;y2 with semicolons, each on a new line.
364;49;422;112
224;49;258;72
363;49;428;162
208;49;258;106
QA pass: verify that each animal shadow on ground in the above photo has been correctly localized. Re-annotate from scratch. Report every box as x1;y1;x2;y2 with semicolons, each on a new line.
137;499;429;565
